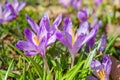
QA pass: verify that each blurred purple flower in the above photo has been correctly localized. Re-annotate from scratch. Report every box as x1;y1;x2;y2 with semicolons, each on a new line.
94;0;102;7
71;0;81;10
58;0;81;10
100;34;106;52
56;17;97;66
12;0;26;15
0;2;16;23
0;0;26;24
87;54;112;80
15;13;62;58
58;0;72;7
78;7;89;22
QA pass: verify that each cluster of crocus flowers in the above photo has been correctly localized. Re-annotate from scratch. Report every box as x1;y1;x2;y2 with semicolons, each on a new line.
15;13;62;70
87;54;112;80
56;16;100;66
0;0;26;24
58;0;81;10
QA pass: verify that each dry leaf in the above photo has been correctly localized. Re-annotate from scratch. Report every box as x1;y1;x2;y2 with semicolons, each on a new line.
110;56;120;80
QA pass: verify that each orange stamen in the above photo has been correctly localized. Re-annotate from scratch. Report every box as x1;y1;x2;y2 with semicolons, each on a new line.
96;68;105;79
33;36;40;45
71;27;75;46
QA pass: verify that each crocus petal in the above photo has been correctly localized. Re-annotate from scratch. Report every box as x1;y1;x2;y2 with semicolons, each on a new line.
25;51;37;56
91;60;103;78
52;14;62;30
86;76;98;80
3;9;11;18
47;32;56;46
77;21;89;35
38;36;47;56
26;14;39;33
4;15;16;21
56;31;71;48
24;28;36;45
63;17;73;35
93;20;102;31
74;33;86;48
38;24;47;39
40;13;50;31
86;36;95;53
102;55;112;75
65;32;72;48
91;60;101;69
15;40;36;51
82;28;96;46
5;1;16;15
14;0;19;9
100;34;106;52
0;4;2;18
17;2;26;13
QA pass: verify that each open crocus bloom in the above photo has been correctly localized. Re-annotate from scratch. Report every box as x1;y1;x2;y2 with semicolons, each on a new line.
0;0;25;24
87;54;112;80
15;13;62;58
0;2;16;23
56;17;97;66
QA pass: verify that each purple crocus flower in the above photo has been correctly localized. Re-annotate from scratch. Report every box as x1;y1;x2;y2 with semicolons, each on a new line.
0;2;16;23
87;54;112;80
12;0;26;15
70;0;81;10
100;34;106;52
58;0;72;7
94;0;102;7
56;17;97;66
58;0;81;10
15;13;62;58
78;7;89;22
0;0;25;24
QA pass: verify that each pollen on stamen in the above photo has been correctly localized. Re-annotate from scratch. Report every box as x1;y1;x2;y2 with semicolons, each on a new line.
71;27;75;46
96;68;105;79
33;36;40;46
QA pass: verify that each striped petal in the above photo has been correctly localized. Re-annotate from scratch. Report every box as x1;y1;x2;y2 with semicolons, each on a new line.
15;40;35;51
25;51;37;56
26;15;39;33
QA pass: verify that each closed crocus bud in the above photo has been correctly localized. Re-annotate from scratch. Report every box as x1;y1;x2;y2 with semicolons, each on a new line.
77;7;89;22
100;34;107;52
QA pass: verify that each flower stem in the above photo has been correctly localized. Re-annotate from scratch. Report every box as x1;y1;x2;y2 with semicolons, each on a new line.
71;55;75;67
43;55;49;74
